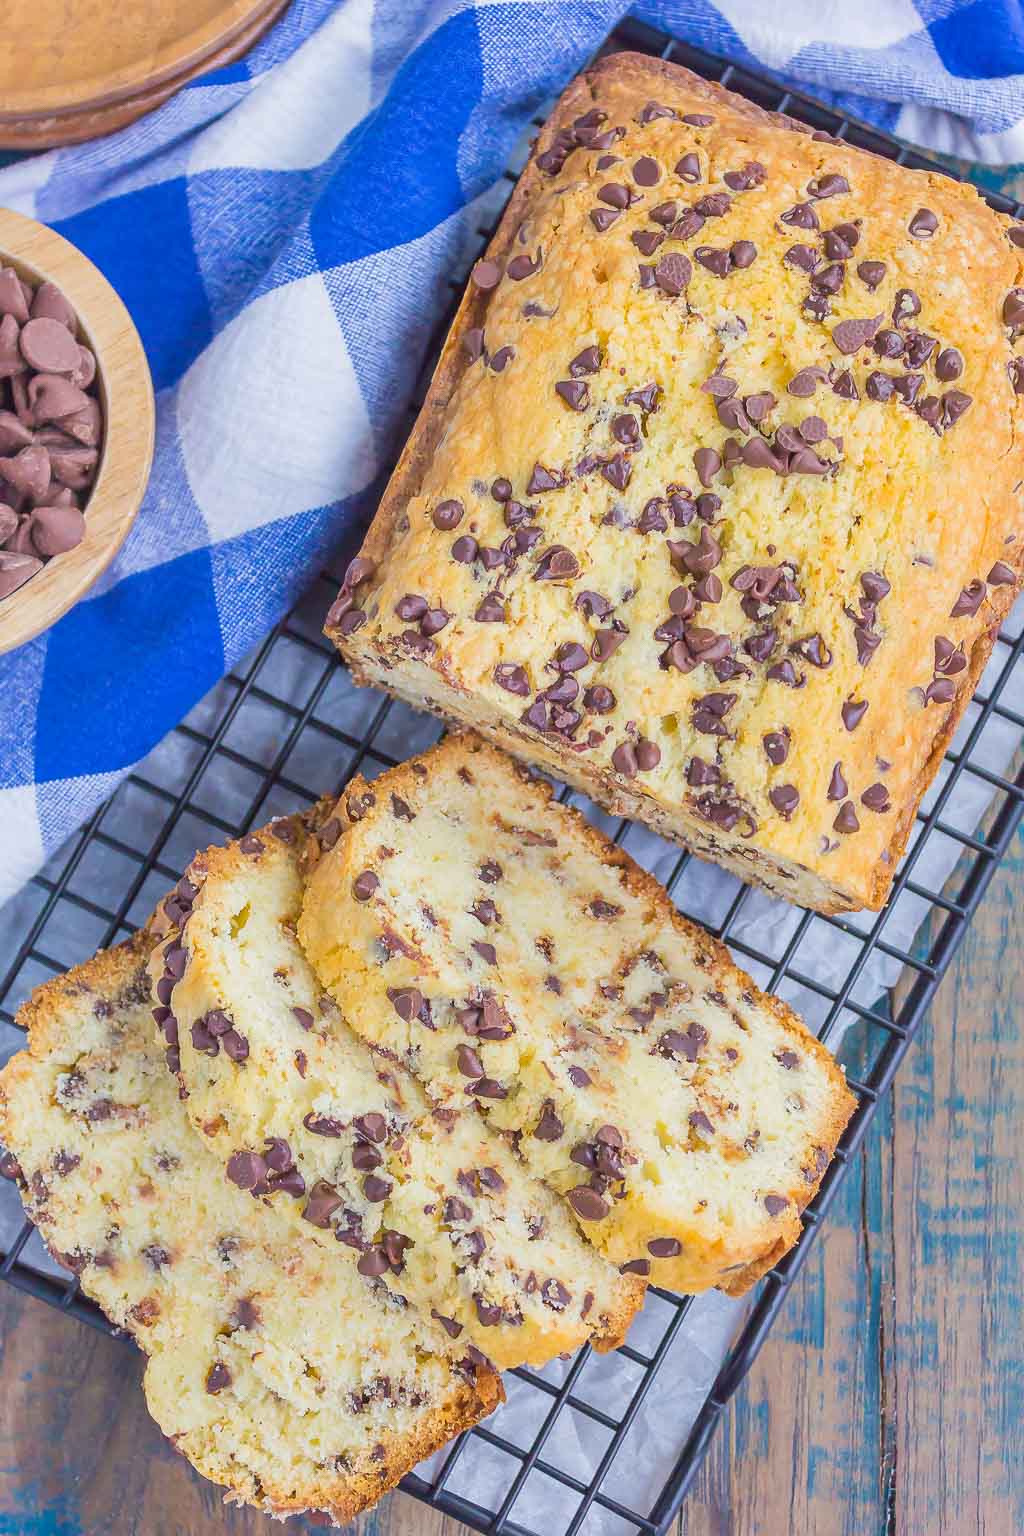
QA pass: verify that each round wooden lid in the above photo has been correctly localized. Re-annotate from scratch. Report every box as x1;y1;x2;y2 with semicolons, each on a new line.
0;0;291;149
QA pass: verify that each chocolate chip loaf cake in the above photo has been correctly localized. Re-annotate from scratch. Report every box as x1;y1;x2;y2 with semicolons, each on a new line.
298;736;856;1294
148;812;644;1371
327;51;1024;915
0;937;501;1524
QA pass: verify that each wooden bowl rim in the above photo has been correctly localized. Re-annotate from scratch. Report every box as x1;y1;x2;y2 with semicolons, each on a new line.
0;0;288;118
0;206;155;655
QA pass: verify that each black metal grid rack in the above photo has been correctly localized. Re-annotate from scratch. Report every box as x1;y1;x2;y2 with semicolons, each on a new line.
3;16;1024;1535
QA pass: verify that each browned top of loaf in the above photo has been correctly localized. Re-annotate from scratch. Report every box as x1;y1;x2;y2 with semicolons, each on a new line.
330;51;1024;910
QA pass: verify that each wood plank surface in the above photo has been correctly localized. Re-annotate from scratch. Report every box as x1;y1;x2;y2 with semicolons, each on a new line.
1;825;1021;1535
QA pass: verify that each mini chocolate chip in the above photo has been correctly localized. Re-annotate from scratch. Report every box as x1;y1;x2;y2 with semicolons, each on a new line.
940;390;972;430
357;1247;390;1277
568;1186;609;1221
925;677;956;705
556;379;589;411
451;535;477;564
395;592;427;622
724;161;765;191
834;801;860;833
762;730;790;765
763;1195;790;1216
669;208;705;242
227;1148;268;1191
988;561;1016;586
693;447;721;486
808;173;849;199
507;253;540;281
781;203;819;230
695;246;732;277
350;870;379;904
222;1030;249;1063
569;346;601;377
592;628;625;663
823;222;859;258
865;372;894;402
533;545;579;581
861;783;891;812
893;288;921;325
527;462;563;495
827;761;848;801
842;699;868;731
475;593;506;622
675;152;701;182
494;662;530;696
387;986;424;1022
655;253;692;296
647;1237;682;1258
431;498;464;534
857;260;886;290
576;589;613;619
812;261;845;295
534;1101;564;1141
769;784;800;819
832;315;883;354
632;230;664;258
788;367;828;401
206;1362;232;1394
471;260;501;290
908;208;937;238
598;182;634;210
584;684;615;713
950;579;986;618
353;1114;387;1146
894;373;923;404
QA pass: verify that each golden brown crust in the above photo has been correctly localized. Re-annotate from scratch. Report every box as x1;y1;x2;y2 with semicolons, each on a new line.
330;51;1024;916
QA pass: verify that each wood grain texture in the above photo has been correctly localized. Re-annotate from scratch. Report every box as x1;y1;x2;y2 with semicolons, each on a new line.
0;826;1020;1534
0;206;154;654
0;0;292;149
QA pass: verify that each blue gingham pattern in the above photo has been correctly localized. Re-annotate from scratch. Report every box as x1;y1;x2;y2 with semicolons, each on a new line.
2;0;1023;902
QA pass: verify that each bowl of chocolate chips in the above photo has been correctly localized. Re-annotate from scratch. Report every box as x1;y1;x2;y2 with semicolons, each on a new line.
0;205;154;652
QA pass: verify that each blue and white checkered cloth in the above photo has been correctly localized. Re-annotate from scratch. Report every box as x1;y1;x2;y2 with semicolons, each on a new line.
2;0;1023;902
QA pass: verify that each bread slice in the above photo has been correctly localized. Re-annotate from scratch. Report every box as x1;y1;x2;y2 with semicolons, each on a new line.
147;810;644;1371
299;735;856;1293
0;937;501;1524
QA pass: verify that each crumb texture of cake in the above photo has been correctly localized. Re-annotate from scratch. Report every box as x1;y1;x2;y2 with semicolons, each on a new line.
0;938;501;1524
328;51;1024;915
298;735;856;1294
147;813;644;1370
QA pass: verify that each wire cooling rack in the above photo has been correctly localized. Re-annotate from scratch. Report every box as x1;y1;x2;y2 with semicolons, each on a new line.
3;16;1024;1536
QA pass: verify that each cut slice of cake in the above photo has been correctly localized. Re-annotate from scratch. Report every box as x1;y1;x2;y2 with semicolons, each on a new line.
0;936;501;1525
147;810;644;1371
299;734;856;1294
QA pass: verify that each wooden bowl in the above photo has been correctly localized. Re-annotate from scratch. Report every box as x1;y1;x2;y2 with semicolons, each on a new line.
0;0;292;150
0;205;154;654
